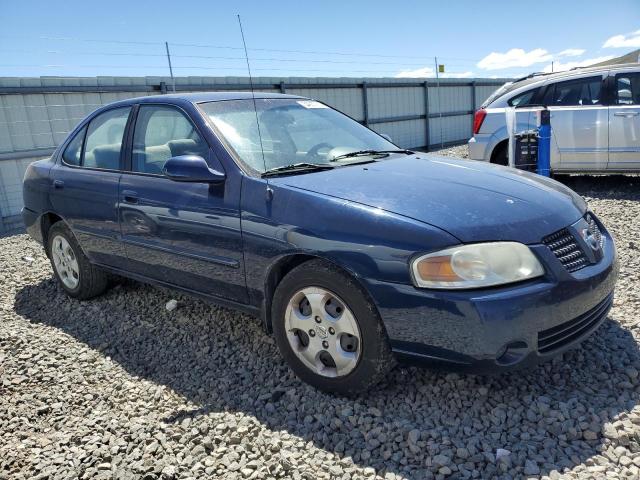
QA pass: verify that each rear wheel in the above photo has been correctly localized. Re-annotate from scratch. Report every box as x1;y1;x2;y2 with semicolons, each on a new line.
491;142;508;166
47;222;109;300
272;259;394;394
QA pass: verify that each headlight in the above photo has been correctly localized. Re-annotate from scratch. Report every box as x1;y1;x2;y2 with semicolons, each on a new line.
411;242;544;289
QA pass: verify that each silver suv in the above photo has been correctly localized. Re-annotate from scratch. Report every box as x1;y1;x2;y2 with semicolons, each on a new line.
468;64;640;172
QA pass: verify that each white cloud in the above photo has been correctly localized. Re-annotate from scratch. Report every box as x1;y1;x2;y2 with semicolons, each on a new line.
442;71;474;78
603;29;640;48
542;55;615;73
394;67;474;79
558;48;585;57
394;66;434;78
477;48;553;70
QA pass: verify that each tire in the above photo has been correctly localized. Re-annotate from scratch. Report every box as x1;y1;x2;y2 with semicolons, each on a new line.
47;222;109;300
271;259;394;395
491;143;508;166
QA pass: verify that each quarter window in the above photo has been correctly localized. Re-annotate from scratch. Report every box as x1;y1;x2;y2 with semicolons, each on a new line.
61;126;86;166
542;77;602;106
615;73;640;105
507;88;539;107
83;107;131;170
132;105;208;174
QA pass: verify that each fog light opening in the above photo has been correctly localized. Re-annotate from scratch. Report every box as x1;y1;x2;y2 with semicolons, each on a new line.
495;340;529;366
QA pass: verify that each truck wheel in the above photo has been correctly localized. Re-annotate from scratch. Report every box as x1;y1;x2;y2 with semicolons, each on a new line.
271;259;394;395
491;143;508;166
47;222;109;300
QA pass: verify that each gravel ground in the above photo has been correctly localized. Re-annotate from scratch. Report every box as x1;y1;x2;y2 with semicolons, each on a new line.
2;146;640;480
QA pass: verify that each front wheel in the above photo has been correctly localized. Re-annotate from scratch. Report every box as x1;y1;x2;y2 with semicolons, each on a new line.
272;259;394;395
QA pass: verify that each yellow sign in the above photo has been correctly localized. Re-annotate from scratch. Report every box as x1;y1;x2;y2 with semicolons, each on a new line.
438;64;445;73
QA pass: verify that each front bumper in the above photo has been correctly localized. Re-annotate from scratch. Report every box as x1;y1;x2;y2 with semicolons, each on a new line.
364;218;618;374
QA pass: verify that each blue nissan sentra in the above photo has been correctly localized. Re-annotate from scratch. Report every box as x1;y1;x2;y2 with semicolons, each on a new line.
22;92;618;394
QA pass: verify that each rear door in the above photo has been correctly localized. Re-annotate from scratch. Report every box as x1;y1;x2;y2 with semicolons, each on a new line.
608;69;640;171
542;74;609;171
49;106;132;268
118;104;248;303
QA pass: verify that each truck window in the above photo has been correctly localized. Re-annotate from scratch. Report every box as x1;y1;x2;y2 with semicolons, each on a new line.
615;73;640;105
507;88;539;107
542;77;602;106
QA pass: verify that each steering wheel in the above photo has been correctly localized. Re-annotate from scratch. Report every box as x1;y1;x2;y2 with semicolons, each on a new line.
305;142;334;161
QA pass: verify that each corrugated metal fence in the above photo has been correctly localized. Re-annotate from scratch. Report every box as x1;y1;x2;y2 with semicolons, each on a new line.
0;75;506;233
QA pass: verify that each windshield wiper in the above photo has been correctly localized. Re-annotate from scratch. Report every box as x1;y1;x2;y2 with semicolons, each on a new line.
329;149;414;162
261;162;334;177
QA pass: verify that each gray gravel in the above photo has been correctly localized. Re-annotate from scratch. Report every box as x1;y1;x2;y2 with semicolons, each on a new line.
2;146;640;479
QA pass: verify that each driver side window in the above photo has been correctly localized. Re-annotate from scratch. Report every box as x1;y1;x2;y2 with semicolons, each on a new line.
132;105;208;174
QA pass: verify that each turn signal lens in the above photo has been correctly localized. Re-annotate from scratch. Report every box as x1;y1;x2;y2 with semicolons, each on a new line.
411;242;544;289
416;255;461;282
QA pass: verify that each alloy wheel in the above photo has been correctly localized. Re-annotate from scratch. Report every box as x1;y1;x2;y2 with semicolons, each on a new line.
51;235;80;289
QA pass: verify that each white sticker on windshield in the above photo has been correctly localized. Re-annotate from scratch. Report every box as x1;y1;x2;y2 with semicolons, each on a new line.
297;100;328;109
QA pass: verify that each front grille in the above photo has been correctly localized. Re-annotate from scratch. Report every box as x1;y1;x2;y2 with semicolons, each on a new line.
537;293;613;354
542;228;588;272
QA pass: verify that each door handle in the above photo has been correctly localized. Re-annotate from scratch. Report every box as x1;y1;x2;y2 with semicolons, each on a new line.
121;190;139;204
53;179;64;189
614;111;639;117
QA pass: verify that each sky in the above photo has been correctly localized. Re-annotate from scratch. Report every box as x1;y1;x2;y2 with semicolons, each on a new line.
1;0;639;79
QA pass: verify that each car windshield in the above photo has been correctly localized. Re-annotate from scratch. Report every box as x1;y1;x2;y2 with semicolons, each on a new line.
199;98;396;173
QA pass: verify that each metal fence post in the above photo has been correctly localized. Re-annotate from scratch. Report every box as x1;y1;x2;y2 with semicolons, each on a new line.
470;80;477;134
434;57;443;150
0;168;9;234
424;80;430;151
362;81;369;126
279;81;286;93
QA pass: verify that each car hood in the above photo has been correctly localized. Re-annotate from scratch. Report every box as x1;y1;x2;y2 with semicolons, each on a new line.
273;154;587;244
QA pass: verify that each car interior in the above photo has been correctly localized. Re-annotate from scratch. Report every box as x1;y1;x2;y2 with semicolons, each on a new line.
132;107;209;174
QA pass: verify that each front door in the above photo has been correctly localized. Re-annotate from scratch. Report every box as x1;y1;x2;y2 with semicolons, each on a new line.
49;107;132;269
118;104;247;303
543;75;609;172
609;71;640;171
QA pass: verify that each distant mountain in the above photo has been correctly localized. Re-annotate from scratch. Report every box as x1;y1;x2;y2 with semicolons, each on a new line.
590;49;640;67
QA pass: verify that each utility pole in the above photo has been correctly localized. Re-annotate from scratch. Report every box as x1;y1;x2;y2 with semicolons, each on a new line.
434;56;443;150
165;41;176;93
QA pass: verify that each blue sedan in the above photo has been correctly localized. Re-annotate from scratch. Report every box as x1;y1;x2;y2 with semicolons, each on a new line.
22;92;618;394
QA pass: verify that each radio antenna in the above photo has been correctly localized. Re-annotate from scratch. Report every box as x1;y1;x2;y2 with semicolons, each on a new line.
237;14;269;185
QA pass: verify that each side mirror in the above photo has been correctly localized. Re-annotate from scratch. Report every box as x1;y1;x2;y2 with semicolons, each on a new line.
380;133;393;142
163;155;226;183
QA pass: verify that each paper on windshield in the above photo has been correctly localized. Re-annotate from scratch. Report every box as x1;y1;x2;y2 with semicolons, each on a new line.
297;100;328;109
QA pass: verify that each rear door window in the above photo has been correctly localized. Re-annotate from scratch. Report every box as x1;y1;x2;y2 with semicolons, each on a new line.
614;73;640;105
543;76;603;106
82;107;131;170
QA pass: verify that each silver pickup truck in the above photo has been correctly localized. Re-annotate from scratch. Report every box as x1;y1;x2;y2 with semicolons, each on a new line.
468;63;640;173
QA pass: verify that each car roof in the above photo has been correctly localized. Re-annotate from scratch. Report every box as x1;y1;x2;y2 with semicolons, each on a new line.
491;62;639;102
104;91;306;109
